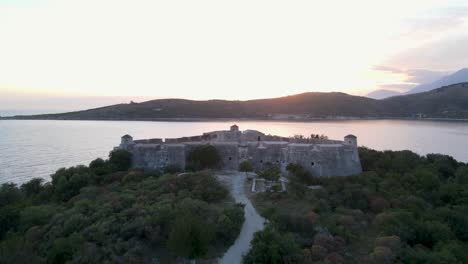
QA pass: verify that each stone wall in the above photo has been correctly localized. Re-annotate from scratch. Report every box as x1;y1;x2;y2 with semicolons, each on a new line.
119;129;362;177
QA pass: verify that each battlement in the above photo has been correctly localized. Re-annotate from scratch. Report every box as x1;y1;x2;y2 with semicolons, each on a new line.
117;125;362;177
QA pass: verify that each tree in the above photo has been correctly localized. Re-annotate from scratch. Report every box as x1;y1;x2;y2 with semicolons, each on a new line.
186;145;221;171
0;183;22;207
258;164;281;181
286;163;317;184
20;178;44;197
19;205;54;231
167;213;212;259
455;166;468;184
109;149;132;171
89;158;111;176
243;224;300;264
239;160;254;172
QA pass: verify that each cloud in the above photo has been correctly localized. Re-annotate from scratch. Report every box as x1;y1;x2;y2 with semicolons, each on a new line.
376;84;416;92
372;66;404;74
373;65;450;87
386;35;468;70
405;69;450;83
399;7;468;39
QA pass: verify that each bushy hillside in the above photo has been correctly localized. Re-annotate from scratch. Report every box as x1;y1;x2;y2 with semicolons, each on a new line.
246;148;468;263
385;83;468;118
0;151;244;263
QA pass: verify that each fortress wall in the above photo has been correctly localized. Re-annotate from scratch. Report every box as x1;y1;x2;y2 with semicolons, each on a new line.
212;143;240;170
242;130;266;142
133;138;163;144
247;142;288;171
209;131;242;142
286;144;362;177
131;144;186;171
131;144;162;170
166;145;187;170
122;128;362;176
183;142;239;170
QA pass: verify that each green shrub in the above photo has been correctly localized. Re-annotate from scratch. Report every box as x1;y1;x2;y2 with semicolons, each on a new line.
109;149;132;171
186;145;221;171
286;163;318;185
20;178;45;197
258;164;281;181
19;205;55;231
163;164;183;174
239;160;254;172
168;213;213;259
243;224;300;264
89;158;111;175
216;203;245;245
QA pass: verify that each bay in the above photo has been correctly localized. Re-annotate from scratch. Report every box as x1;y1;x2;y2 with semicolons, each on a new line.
1;119;467;184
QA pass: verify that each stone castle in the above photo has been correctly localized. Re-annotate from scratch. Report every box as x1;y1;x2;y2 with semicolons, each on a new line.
118;125;362;177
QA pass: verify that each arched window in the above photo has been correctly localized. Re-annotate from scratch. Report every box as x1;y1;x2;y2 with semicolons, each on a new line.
311;161;315;166
228;157;232;161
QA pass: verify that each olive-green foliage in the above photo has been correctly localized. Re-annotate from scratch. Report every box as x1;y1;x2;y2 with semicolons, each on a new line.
257;163;281;181
247;147;468;263
286;163;320;185
109;149;132;171
167;213;212;259
216;203;245;245
239;161;254;172
163;164;183;174
89;158;111;175
186;145;221;171
0;163;243;263
243;224;300;264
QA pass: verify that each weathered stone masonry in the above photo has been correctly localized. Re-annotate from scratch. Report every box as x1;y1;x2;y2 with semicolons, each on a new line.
117;125;362;177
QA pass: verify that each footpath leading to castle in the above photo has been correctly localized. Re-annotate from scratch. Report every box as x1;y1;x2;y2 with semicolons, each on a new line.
216;171;265;264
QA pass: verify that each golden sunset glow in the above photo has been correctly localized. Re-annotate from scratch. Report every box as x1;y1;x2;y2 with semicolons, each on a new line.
1;0;468;111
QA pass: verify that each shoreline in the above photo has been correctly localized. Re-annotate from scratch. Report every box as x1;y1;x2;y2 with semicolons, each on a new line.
2;117;468;123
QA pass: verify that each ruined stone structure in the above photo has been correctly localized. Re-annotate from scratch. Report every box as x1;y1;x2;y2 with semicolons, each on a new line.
117;125;362;177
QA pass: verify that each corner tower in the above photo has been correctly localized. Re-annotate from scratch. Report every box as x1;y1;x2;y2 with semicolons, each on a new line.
344;134;357;146
120;134;134;150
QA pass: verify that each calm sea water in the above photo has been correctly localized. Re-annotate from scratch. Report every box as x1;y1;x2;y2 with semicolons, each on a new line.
1;119;468;184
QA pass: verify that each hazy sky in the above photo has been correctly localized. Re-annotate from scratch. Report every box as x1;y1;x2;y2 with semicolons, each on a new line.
1;0;468;112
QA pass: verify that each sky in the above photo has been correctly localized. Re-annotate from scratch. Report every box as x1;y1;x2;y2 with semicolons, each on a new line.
1;0;468;114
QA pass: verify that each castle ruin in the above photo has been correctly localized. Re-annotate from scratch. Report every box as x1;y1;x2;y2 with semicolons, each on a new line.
118;125;362;177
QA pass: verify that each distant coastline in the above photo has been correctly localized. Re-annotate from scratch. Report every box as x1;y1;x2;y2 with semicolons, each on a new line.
2;82;468;122
2;116;468;122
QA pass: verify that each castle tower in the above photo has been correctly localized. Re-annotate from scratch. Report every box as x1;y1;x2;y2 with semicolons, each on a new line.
344;134;357;146
230;124;239;132
120;134;134;150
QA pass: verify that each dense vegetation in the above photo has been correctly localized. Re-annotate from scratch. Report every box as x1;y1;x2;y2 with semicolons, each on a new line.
186;145;222;171
246;148;468;263
6;83;468;120
0;150;243;263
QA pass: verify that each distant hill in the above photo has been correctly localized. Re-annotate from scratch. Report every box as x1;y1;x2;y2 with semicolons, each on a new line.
3;83;468;120
366;89;401;99
406;68;468;94
384;83;468;118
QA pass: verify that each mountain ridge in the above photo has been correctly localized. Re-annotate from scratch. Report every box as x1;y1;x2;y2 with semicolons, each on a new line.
406;68;468;94
366;68;468;99
366;89;402;99
3;83;468;120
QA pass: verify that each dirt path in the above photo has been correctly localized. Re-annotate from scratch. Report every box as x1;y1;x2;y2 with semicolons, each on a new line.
217;171;265;264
